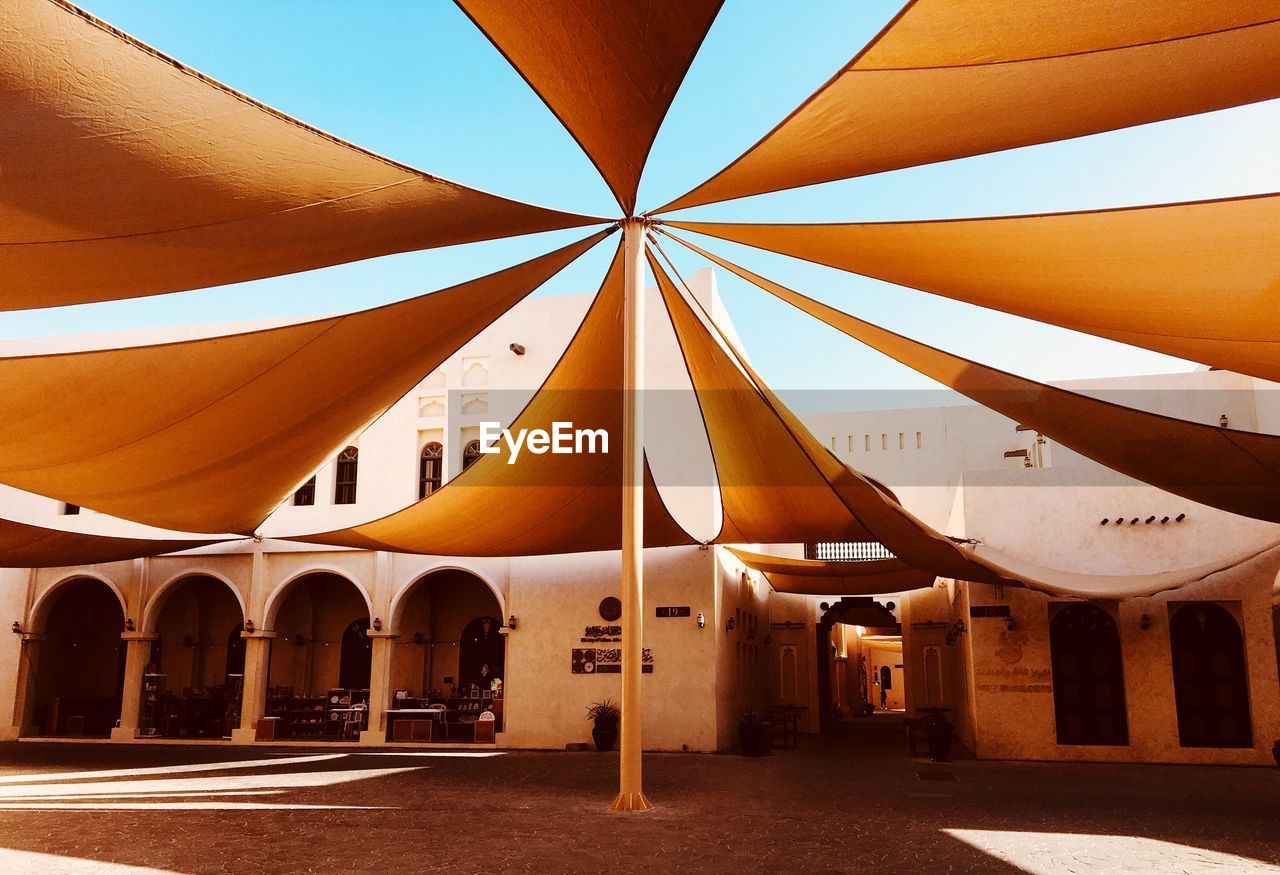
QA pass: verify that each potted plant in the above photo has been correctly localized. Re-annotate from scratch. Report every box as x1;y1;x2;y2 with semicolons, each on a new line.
738;710;771;757
586;699;620;752
925;713;954;762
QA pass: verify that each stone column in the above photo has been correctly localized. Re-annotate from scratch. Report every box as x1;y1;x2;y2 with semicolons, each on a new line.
360;631;397;744
112;634;158;741
231;631;276;744
4;634;44;740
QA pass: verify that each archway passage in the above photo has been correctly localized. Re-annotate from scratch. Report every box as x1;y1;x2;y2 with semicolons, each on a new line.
388;569;505;742
34;579;125;736
1170;603;1252;748
1049;604;1128;746
266;572;371;739
818;598;901;731
148;575;244;738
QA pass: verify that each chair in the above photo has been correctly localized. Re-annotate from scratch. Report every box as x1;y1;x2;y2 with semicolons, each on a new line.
343;704;367;740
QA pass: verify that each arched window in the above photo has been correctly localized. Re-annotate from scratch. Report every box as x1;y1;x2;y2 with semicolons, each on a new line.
334;446;358;505
419;442;443;499
1049;604;1128;745
293;475;316;507
1170;603;1252;748
462;439;482;471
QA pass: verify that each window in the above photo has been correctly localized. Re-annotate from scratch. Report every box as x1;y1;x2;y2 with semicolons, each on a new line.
334;446;359;505
864;434;870;452
1049;604;1128;745
1170;603;1252;748
805;541;894;561
293;476;316;507
462;439;482;471
419;442;443;499
898;432;904;450
881;434;887;450
916;431;923;449
62;502;80;516
847;435;854;452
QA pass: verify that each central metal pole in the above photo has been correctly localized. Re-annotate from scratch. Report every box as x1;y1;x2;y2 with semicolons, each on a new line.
611;218;651;812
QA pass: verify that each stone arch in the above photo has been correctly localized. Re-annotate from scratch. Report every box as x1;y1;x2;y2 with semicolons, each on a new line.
31;571;127;635
388;564;506;635
142;569;245;634
262;566;371;631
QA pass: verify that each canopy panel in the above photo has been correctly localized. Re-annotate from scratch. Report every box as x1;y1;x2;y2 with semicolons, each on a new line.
0;0;602;309
726;547;937;596
290;243;696;556
660;1;1280;210
669;193;1280;381
456;0;723;214
0;517;224;568
0;232;608;534
648;248;1280;601
667;232;1280;525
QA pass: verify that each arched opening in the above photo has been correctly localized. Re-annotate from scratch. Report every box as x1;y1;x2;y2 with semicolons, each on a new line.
266;572;371;739
1049;603;1128;746
386;569;504;742
33;578;125;737
146;575;245;738
462;440;482;471
817;598;901;731
1170;602;1252;748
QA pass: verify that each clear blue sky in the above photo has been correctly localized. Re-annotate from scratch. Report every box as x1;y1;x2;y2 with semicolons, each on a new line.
5;1;1278;408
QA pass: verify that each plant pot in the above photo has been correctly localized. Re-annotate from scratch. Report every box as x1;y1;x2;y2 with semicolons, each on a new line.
592;720;618;752
926;718;953;763
739;721;771;757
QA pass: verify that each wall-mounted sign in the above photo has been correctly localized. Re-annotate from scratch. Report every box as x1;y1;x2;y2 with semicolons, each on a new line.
572;647;654;674
599;597;622;621
655;606;691;618
581;625;621;643
969;605;1012;618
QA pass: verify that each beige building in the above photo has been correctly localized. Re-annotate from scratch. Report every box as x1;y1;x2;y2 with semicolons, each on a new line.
1;272;1277;764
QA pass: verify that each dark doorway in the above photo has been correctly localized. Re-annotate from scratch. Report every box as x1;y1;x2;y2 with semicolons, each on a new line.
1170;603;1252;748
458;616;504;691
1049;604;1128;745
36;579;126;736
226;624;246;679
339;619;372;690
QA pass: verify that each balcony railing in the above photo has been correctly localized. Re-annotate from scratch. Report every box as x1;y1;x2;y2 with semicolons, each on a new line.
804;541;895;562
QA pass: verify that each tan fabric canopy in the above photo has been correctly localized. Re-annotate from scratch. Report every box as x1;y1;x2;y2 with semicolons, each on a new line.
0;517;224;568
659;2;1280;211
0;0;602;310
648;247;1280;601
726;547;937;596
456;0;722;215
666;231;1280;525
0;232;608;534
668;192;1280;381
291;243;696;556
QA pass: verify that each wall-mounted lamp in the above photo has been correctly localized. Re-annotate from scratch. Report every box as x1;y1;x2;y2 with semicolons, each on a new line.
725;617;737;632
696;611;705;629
944;619;967;646
11;621;22;635
372;617;383;632
509;342;526;356
1004;616;1016;632
1219;413;1230;428
1140;613;1152;631
244;619;255;634
507;614;519;631
124;618;136;632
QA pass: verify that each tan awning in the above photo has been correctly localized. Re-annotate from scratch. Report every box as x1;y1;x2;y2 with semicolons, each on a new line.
726;547;937;596
0;232;609;534
648;245;1280;601
0;517;226;568
667;192;1280;382
0;0;603;309
457;0;722;215
289;242;696;556
665;231;1280;525
660;2;1280;210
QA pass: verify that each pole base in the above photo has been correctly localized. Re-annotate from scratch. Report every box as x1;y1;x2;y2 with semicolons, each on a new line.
609;791;653;812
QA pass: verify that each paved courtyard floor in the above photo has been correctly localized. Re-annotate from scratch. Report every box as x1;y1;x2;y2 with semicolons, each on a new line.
0;716;1275;874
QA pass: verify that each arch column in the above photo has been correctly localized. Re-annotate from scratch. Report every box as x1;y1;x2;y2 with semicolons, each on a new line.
360;630;397;744
4;634;45;740
231;631;276;743
111;632;159;740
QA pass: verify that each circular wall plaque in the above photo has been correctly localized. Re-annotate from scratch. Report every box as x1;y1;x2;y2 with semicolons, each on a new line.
598;596;622;621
